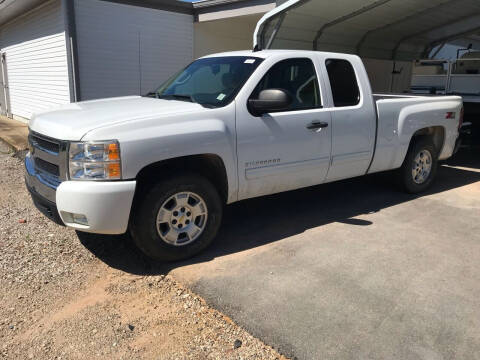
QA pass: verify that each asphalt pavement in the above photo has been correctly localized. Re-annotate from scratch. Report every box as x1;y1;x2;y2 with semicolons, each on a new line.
81;147;480;360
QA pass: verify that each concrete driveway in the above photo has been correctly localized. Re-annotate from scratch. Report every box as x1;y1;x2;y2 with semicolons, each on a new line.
81;147;480;360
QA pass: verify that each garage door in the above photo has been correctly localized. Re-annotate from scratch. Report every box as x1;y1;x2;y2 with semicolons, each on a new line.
0;0;70;120
74;0;194;101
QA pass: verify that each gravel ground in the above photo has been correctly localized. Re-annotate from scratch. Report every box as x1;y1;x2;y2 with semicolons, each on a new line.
0;140;286;360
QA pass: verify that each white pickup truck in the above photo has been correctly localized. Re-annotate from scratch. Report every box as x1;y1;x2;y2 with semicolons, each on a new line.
25;50;463;261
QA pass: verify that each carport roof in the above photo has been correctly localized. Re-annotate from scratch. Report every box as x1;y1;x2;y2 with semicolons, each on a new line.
253;0;480;61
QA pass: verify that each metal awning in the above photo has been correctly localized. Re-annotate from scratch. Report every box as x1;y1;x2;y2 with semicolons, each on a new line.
253;0;480;60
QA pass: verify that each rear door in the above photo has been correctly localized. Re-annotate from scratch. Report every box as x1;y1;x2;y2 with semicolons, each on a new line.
236;56;332;200
322;58;376;181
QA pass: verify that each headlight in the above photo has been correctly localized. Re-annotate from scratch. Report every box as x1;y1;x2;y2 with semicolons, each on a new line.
69;140;121;180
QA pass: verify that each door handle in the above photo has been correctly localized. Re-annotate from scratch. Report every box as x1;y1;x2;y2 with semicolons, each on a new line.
306;121;328;130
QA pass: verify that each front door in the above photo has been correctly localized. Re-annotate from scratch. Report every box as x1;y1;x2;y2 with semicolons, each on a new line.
0;53;10;117
236;57;332;200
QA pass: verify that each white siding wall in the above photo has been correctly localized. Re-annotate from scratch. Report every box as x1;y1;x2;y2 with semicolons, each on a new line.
0;0;70;120
74;0;194;100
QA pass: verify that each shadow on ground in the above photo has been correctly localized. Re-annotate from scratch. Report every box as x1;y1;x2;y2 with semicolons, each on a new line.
78;146;480;275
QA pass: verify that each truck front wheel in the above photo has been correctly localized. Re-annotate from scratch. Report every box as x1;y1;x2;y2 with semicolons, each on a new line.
399;137;438;194
130;174;223;261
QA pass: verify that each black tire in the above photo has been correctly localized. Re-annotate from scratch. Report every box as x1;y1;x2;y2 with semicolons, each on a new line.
130;173;223;262
398;137;438;194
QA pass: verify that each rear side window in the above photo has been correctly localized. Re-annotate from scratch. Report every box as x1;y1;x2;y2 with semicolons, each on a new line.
325;59;360;107
251;58;321;111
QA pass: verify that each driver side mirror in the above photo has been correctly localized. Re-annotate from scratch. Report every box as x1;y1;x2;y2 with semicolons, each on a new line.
248;89;292;116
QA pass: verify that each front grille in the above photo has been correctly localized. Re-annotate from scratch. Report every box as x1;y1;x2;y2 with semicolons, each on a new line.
35;158;59;176
28;131;66;189
30;134;60;154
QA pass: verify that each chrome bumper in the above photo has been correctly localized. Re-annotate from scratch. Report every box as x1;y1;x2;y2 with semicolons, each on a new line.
25;154;64;225
25;153;57;203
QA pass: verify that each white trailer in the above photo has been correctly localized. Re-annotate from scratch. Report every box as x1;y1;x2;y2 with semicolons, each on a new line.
411;56;480;143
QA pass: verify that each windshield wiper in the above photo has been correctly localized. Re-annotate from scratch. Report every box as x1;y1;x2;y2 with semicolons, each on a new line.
144;91;159;98
158;94;196;103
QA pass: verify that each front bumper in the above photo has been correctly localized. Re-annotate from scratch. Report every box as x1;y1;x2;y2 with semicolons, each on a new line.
25;153;136;234
56;180;136;234
26;179;65;226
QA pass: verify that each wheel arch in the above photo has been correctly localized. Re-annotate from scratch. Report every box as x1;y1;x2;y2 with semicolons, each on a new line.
390;126;446;172
134;154;229;204
409;126;445;155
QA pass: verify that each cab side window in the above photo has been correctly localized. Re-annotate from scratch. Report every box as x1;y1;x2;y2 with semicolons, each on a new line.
325;59;360;107
251;58;321;111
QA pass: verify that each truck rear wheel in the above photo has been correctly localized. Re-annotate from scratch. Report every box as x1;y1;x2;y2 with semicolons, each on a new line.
130;174;223;261
399;137;438;194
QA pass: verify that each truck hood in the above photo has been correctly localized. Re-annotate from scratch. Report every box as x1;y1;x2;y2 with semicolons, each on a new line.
29;96;209;140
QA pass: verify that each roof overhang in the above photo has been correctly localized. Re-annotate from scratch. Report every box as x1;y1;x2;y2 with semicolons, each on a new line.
0;0;196;28
102;0;194;15
193;0;275;22
254;0;480;61
0;0;50;27
0;0;276;26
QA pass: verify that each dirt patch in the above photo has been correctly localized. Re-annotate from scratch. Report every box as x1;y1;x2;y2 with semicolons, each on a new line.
0;140;286;359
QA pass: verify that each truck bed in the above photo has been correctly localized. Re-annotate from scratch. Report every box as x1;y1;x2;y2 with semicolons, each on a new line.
373;93;438;101
368;93;463;175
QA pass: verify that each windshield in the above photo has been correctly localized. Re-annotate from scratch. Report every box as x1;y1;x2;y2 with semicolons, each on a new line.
147;56;263;108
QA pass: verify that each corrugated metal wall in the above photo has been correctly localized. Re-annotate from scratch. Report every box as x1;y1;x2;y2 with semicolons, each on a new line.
194;15;262;59
0;0;70;120
74;0;194;101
